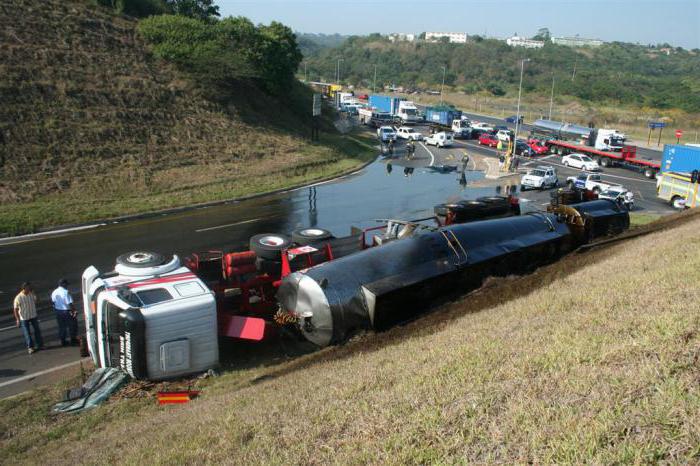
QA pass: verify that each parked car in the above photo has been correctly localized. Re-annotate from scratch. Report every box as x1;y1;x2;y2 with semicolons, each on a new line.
425;131;454;148
562;153;601;171
478;132;499;147
357;94;369;100
520;166;558;190
599;186;635;210
505;115;524;124
377;126;397;142
527;140;549;155
396;126;423;141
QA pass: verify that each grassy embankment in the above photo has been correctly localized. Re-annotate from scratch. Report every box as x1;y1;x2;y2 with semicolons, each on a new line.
400;90;700;147
2;211;698;464
0;0;375;236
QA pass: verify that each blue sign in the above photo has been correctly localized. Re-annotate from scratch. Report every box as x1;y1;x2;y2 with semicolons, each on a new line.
648;121;666;129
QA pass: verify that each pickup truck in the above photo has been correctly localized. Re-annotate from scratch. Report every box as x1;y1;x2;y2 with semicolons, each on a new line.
520;166;558;190
396;126;423;141
566;173;619;194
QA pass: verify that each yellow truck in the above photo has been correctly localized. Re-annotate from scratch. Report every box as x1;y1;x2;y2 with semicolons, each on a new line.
656;171;700;209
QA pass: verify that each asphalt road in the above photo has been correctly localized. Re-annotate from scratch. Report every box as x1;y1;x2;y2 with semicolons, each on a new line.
0;122;675;398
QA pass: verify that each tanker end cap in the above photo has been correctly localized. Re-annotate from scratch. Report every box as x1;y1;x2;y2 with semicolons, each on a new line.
277;273;333;348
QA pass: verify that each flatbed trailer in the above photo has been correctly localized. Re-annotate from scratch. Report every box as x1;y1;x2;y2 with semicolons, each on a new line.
546;140;660;178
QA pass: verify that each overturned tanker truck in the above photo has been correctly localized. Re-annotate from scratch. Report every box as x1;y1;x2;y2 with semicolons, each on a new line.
82;198;628;380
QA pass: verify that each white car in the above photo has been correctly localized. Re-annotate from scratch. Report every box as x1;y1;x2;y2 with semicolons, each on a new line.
425;131;454;148
396;127;423;141
520;166;558;190
562;153;601;171
599;186;634;209
471;122;494;132
377;126;397;142
496;129;512;142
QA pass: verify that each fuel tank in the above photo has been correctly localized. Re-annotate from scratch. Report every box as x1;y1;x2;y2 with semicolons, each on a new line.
277;212;574;347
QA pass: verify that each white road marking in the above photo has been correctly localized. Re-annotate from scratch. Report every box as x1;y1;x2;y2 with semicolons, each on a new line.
195;217;264;233
0;223;107;247
0;359;90;389
419;142;435;166
0;325;17;332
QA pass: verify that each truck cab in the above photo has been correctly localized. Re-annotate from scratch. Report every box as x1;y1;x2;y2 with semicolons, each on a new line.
397;101;419;124
451;119;472;139
82;252;219;380
594;129;626;151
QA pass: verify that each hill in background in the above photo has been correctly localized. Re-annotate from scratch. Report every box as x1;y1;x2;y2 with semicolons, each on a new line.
0;0;368;234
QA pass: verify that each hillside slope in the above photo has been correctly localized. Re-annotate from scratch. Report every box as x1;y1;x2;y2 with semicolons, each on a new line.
2;213;699;463
0;0;369;234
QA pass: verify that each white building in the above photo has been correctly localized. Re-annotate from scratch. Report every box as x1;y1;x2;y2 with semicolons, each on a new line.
388;33;415;42
426;32;468;44
506;34;544;49
552;35;604;47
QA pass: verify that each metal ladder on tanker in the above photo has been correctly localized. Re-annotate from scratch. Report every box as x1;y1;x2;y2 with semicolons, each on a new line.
439;229;468;267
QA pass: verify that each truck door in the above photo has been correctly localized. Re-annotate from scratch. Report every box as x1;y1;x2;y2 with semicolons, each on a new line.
81;266;100;367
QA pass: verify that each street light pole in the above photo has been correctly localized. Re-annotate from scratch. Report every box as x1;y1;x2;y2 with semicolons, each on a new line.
336;58;343;84
514;58;530;143
373;64;377;94
440;66;446;105
548;74;555;120
304;62;308;82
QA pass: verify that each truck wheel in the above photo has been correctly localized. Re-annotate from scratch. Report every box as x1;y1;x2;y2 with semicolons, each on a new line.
671;196;685;210
116;251;167;268
292;228;334;245
249;233;292;260
644;168;656;179
600;158;610;167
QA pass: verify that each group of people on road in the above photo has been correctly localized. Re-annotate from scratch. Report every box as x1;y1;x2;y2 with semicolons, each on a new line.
13;279;79;355
381;138;418;160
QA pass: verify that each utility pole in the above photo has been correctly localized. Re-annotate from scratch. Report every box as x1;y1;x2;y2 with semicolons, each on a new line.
548;74;555;120
373;64;377;93
514;58;530;143
304;62;308;82
440;65;446;105
336;58;343;84
571;58;577;82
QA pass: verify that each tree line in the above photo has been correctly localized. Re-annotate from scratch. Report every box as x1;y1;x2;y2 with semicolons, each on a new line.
303;35;700;113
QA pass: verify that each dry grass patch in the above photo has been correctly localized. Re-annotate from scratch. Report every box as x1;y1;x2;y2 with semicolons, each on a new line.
2;214;699;464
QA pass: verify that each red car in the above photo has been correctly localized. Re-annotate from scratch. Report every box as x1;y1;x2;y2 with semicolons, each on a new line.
478;132;499;147
357;94;369;100
528;140;549;155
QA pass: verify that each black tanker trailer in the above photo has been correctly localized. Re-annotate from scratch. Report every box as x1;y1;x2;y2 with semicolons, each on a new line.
277;200;629;347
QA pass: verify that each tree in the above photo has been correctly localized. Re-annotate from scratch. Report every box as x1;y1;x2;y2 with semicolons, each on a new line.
532;27;550;41
166;0;219;21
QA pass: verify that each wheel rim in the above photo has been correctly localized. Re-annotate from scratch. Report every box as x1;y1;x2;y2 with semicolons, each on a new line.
300;229;326;237
259;235;285;246
127;252;155;264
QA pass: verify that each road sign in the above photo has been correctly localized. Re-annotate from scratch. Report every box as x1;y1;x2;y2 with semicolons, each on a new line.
312;93;321;117
675;129;683;139
648;121;666;129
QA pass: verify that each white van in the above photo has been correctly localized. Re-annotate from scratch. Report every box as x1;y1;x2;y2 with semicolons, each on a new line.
425;131;454;148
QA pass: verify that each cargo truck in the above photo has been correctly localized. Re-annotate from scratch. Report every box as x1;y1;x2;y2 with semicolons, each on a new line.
425;106;462;128
546;141;660;178
369;95;403;115
661;144;700;174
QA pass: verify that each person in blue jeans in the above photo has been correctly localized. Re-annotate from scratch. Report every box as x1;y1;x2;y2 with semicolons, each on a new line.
51;278;78;346
13;282;44;354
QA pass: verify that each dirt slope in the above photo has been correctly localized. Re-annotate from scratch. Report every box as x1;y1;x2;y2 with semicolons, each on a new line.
2;212;699;464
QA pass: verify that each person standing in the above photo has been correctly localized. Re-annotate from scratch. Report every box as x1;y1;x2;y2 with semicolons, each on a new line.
51;279;78;346
13;282;44;354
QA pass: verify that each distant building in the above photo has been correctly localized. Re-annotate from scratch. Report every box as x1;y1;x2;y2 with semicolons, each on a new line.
388;33;415;42
506;35;544;49
426;32;468;44
551;35;604;47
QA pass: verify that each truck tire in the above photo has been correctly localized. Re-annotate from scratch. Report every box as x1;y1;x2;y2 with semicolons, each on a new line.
600;157;610;167
671;196;685;210
644;168;656;179
292;228;334;245
249;233;291;261
116;251;167;268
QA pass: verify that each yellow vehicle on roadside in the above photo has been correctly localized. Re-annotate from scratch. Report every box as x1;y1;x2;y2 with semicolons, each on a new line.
656;171;700;209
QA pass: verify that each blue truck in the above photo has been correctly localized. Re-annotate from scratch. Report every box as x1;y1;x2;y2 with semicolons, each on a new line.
425;106;462;127
661;144;700;174
368;95;403;116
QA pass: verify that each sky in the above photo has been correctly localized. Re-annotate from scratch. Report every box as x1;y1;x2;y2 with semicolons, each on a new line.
218;0;700;49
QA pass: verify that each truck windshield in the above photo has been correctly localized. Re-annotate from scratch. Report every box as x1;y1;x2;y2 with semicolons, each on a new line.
104;301;124;367
531;170;545;176
403;109;417;116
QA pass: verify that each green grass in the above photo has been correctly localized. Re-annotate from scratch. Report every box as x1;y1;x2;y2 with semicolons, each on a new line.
630;212;663;227
2;211;699;464
0;131;375;236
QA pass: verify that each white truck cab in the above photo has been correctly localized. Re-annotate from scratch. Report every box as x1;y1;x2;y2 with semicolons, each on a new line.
82;252;218;380
451;119;472;138
594;129;626;151
396;100;419;124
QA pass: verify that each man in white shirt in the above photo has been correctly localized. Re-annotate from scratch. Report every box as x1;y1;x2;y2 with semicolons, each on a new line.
51;278;78;346
14;282;44;354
